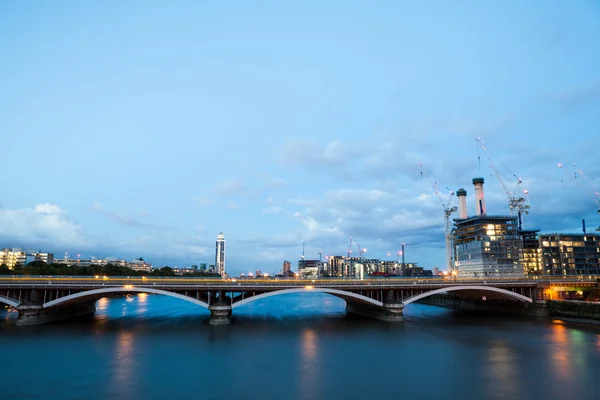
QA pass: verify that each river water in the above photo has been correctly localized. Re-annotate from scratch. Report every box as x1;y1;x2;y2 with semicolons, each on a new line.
1;293;599;400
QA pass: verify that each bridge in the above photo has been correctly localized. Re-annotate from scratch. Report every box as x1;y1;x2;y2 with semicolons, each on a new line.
0;276;598;325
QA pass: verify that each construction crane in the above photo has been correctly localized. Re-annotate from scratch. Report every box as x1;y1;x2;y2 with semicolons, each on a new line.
572;165;600;231
347;237;353;258
476;137;530;230
420;164;458;273
355;242;366;260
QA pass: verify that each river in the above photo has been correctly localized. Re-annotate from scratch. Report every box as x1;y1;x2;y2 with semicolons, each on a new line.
1;293;599;400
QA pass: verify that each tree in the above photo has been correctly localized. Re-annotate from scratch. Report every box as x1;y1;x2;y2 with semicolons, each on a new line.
159;266;175;276
0;264;10;275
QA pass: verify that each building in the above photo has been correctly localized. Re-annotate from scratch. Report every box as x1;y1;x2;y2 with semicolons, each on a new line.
215;232;226;276
520;229;542;276
174;268;196;276
326;256;347;277
0;248;27;269
282;260;293;277
30;251;54;265
538;233;600;276
453;178;524;278
298;259;319;277
127;258;152;273
402;263;433;276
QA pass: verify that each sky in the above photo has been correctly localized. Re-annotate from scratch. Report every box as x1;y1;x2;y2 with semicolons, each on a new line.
1;1;600;275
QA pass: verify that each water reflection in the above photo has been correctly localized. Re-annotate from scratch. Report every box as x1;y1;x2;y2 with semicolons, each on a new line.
300;328;319;399
111;330;135;398
548;322;572;381
486;340;519;398
137;293;148;315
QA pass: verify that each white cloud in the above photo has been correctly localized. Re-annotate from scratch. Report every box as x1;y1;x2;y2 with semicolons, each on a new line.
34;203;62;214
0;203;82;244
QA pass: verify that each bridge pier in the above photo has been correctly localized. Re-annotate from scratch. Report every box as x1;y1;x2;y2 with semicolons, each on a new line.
16;303;97;326
209;304;232;325
346;302;404;322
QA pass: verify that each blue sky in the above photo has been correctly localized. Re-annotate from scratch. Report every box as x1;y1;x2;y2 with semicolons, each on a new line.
1;1;600;275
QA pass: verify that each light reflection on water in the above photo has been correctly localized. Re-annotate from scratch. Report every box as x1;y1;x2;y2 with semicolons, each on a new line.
0;293;599;400
485;339;519;399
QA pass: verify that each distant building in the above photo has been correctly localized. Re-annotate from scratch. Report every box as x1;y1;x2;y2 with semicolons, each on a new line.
282;260;291;277
538;233;600;276
174;268;196;276
199;263;207;271
327;256;347;277
298;259;319;277
402;263;433;276
215;232;226;276
127;258;152;273
0;248;26;269
30;251;54;265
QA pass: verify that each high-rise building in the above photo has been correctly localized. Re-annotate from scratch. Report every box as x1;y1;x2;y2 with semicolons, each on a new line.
215;232;226;276
453;178;524;278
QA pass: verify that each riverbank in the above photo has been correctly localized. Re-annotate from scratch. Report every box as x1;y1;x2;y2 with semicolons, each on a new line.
547;300;600;324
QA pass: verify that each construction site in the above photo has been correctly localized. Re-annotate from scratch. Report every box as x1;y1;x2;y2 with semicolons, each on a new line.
448;138;600;278
296;138;600;280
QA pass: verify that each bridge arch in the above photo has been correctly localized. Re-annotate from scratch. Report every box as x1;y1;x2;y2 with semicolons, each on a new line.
231;287;383;309
0;295;19;308
43;287;209;309
402;285;533;306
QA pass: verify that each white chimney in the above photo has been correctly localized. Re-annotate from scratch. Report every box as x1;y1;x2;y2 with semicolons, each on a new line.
456;188;467;219
472;177;486;216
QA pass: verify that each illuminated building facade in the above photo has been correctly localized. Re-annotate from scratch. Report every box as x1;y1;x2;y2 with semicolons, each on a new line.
0;248;27;269
453;215;524;278
520;230;542;276
539;233;600;276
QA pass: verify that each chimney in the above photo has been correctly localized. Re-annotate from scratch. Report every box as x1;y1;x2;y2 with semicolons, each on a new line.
472;177;486;216
456;188;467;219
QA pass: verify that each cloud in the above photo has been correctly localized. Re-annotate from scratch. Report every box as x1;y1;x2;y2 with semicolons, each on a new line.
261;197;282;214
34;203;62;214
91;203;169;231
226;201;239;209
549;80;600;110
0;203;82;244
214;179;260;198
278;139;361;168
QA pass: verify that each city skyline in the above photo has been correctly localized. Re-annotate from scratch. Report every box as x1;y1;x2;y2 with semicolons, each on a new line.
1;1;600;276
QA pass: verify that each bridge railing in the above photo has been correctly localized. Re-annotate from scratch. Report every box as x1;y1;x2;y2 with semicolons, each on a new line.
0;275;598;288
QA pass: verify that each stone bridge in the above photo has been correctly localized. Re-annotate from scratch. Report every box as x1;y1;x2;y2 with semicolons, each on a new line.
0;276;574;325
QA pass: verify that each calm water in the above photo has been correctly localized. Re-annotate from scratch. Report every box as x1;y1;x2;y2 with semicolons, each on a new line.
1;293;600;400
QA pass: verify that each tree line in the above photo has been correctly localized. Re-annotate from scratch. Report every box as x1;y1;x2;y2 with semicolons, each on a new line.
0;261;221;277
